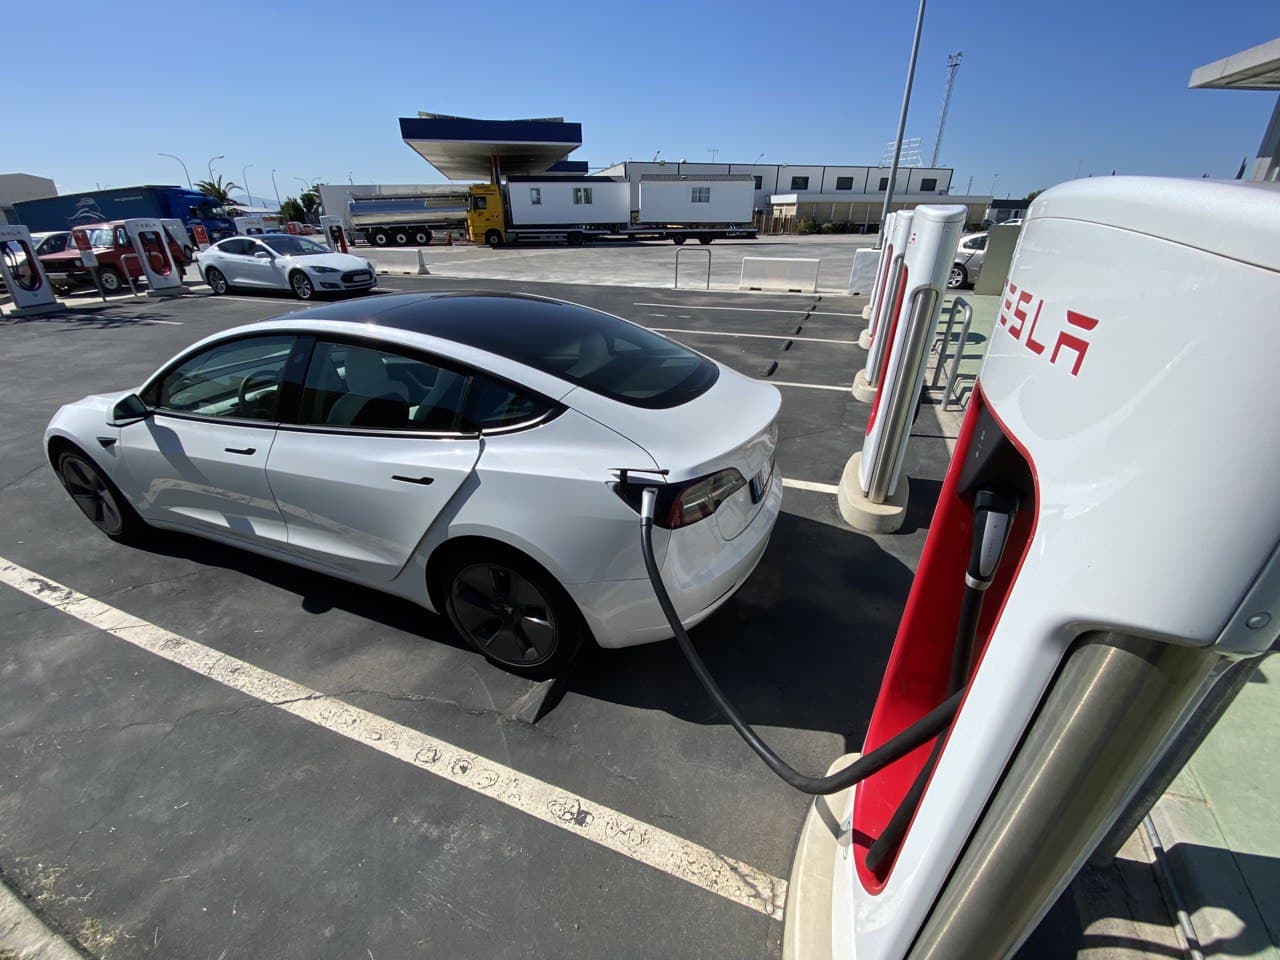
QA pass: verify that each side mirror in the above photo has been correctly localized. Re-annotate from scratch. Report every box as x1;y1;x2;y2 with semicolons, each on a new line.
254;250;273;260
109;393;150;426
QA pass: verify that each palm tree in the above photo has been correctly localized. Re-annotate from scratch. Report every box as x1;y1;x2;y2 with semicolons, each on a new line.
194;175;242;206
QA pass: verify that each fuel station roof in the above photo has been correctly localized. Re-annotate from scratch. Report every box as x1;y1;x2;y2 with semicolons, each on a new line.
1189;37;1280;90
399;113;584;180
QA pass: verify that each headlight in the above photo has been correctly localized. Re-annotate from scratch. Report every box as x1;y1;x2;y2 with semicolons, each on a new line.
311;265;339;273
364;260;374;272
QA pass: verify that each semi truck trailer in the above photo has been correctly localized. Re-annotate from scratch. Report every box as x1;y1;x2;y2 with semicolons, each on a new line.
468;175;757;247
14;186;236;246
348;194;471;246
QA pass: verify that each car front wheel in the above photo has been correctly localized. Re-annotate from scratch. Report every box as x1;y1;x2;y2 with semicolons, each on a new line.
55;448;146;543
441;547;586;678
290;270;314;300
948;264;967;289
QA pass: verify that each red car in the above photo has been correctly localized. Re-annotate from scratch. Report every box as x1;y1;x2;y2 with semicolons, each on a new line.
40;221;191;295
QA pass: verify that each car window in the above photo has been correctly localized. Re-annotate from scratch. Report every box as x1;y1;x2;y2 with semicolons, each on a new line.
261;235;329;256
300;340;470;431
217;238;250;255
36;234;69;256
965;235;988;251
153;336;296;422
462;373;555;431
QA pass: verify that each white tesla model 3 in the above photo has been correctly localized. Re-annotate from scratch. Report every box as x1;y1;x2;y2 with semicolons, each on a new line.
196;233;377;300
45;293;782;676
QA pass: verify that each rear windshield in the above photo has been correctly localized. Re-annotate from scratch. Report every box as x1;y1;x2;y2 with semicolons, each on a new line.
381;297;719;409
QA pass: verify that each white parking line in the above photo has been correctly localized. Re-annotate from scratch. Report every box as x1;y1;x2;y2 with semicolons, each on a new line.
762;380;852;392
782;478;840;495
652;328;855;346
634;302;859;318
143;319;183;326
0;557;787;921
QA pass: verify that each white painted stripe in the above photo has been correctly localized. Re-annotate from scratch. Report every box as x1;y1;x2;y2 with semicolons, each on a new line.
782;478;840;495
762;380;852;392
0;557;787;920
634;302;859;318
652;328;855;346
143;319;183;326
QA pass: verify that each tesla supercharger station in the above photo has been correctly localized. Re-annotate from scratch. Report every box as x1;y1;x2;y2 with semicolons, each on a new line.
857;212;897;349
121;219;184;298
853;211;914;402
0;224;60;316
838;206;964;533
784;177;1280;960
235;215;266;235
320;214;348;252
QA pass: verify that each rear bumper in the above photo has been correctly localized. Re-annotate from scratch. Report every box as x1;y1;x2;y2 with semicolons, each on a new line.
569;469;782;648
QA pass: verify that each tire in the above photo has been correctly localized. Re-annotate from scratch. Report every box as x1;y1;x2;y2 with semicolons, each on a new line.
392;230;409;246
484;229;503;249
439;545;587;679
567;231;584;247
205;267;229;295
371;231;389;247
96;265;124;293
948;264;967;290
672;236;686;245
698;235;713;245
413;229;430;245
54;447;147;544
290;270;315;300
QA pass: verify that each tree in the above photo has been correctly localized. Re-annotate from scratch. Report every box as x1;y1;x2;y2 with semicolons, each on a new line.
194;175;241;206
1025;189;1045;203
279;196;307;223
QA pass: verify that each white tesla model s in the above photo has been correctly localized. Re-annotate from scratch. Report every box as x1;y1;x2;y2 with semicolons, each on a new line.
45;293;782;676
196;233;377;300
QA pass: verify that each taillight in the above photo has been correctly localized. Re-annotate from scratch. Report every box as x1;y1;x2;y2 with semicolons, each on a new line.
613;468;747;529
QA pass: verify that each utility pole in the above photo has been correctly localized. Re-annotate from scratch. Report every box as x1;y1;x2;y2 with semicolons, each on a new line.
930;51;963;167
708;147;719;163
877;0;927;249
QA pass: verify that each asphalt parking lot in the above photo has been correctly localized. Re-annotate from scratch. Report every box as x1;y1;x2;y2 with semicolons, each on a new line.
0;279;1178;959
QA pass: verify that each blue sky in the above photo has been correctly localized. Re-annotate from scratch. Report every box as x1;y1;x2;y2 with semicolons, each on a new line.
4;1;1276;202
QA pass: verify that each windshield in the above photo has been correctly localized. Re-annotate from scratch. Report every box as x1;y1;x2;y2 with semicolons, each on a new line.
261;235;330;256
85;228;113;247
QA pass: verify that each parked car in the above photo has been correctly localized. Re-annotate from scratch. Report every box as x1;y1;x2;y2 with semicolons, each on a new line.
196;233;376;300
950;231;988;289
299;223;320;235
38;222;190;294
44;293;782;676
34;231;71;258
1;231;69;292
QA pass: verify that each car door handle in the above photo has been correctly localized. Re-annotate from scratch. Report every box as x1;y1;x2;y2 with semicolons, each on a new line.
225;446;257;455
392;474;435;485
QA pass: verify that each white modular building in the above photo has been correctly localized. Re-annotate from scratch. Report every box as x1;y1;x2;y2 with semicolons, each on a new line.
638;175;755;225
505;177;630;227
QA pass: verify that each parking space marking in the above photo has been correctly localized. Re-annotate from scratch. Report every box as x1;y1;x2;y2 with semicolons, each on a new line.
634;302;859;318
0;556;788;921
652;328;855;345
143;319;183;326
782;478;840;495
762;380;852;392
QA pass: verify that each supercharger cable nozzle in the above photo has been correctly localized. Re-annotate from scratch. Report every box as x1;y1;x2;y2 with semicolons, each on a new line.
965;489;1019;591
640;486;658;525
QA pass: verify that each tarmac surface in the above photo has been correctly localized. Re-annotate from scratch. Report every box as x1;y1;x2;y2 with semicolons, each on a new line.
0;276;1199;959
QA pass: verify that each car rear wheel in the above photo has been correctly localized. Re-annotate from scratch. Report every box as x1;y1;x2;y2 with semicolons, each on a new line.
55;448;146;543
96;266;124;293
205;267;228;294
290;270;315;300
441;547;586;678
948;264;967;289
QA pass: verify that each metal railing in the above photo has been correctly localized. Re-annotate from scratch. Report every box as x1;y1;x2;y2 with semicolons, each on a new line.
930;296;973;409
116;253;143;297
674;247;711;290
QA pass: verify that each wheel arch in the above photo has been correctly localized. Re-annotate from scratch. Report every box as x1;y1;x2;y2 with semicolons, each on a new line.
423;532;575;615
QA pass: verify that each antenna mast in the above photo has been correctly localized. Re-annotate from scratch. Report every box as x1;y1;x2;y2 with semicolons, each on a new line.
931;51;963;167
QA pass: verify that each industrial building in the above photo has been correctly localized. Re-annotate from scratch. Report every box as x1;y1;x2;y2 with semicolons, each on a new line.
0;173;57;224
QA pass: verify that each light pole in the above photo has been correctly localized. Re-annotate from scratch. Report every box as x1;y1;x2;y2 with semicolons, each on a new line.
270;169;281;209
241;163;254;207
207;155;224;183
876;0;927;249
990;173;999;196
158;153;191;188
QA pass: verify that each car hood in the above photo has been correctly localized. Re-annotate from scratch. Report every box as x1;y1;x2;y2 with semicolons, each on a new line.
563;363;781;483
278;252;370;270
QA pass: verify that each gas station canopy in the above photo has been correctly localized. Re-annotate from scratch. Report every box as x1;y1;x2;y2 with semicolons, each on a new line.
1189;36;1280;90
399;113;586;181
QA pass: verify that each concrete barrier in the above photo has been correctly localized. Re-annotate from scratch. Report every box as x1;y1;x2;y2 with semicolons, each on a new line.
740;257;820;293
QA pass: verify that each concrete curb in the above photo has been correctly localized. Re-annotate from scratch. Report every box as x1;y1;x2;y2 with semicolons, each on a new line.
0;877;84;960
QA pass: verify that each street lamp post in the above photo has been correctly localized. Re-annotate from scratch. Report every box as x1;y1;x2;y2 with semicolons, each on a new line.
270;169;281;209
207;155;224;183
158;153;191;188
991;173;999;196
876;0;927;249
242;163;254;207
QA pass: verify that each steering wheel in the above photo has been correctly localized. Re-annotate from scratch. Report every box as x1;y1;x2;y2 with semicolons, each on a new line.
238;370;277;410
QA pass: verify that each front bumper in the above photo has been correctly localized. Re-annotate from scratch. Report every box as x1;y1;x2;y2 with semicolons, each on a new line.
569;468;783;648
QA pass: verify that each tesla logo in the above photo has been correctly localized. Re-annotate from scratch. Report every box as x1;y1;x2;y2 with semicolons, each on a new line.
998;282;1099;377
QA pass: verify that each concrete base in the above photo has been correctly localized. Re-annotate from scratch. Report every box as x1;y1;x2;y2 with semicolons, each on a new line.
860;304;872;321
146;285;185;298
782;753;859;960
3;302;61;317
848;247;881;296
837;452;908;533
851;368;878;404
858;328;872;350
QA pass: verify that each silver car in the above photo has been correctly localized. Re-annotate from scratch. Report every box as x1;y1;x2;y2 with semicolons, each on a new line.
949;231;988;289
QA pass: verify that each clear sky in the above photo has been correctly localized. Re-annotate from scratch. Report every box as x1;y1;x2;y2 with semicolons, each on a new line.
4;1;1277;202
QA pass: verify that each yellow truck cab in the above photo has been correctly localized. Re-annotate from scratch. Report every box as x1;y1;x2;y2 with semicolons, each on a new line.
468;184;506;248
